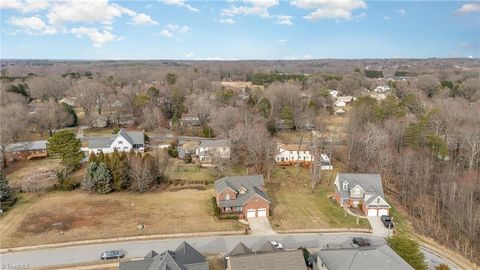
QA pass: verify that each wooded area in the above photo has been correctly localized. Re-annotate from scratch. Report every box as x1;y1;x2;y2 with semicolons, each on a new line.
1;58;479;264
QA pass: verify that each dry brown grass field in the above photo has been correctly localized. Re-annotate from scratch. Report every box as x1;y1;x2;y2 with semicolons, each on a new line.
0;188;242;248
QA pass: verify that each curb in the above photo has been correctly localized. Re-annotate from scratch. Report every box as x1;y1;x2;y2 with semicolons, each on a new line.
0;231;244;254
276;228;372;234
418;240;478;270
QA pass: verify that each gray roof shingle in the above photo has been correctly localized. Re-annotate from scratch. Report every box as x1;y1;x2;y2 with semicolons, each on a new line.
198;139;231;148
214;175;270;208
118;242;208;270
87;128;144;149
315;243;414;270
228;250;307;270
228;242;253;256
6;140;47;152
336;174;385;200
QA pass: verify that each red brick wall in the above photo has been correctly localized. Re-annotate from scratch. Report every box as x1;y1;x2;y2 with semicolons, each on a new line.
243;196;270;218
334;190;341;205
216;188;237;202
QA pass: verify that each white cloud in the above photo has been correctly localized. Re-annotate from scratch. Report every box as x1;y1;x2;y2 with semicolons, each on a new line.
70;27;121;48
397;8;406;16
0;0;49;13
455;3;480;15
46;0;157;27
221;0;279;18
131;13;159;26
277;39;287;44
219;18;235;24
160;29;173;38
7;16;57;35
185;52;195;58
384;15;390;21
291;0;367;21
276;15;293;25
284;55;298;60
303;54;312;59
159;24;191;38
163;0;199;12
179;26;191;33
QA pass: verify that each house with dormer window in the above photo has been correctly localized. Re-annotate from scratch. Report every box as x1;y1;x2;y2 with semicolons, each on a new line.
214;175;270;220
84;128;145;154
334;173;391;216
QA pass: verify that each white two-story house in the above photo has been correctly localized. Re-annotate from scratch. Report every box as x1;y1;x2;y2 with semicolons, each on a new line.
85;128;145;154
196;139;231;166
276;142;314;166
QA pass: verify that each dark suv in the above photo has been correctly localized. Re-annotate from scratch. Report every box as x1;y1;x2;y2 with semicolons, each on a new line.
381;215;394;228
100;250;125;260
352;237;371;247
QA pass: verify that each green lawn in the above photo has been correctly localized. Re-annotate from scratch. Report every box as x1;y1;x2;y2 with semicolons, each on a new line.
267;166;370;230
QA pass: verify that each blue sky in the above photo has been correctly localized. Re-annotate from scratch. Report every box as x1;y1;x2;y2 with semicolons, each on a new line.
1;0;479;59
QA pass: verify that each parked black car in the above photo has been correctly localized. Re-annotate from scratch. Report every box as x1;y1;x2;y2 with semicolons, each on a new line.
352;237;371;247
381;215;394;228
100;250;125;260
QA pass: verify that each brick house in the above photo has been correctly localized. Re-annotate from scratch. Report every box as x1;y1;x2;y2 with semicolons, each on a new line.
5;140;48;162
214;175;270;220
334;173;391;217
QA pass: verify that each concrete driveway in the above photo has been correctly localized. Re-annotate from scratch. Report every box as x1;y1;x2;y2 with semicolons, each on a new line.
367;217;392;238
248;217;275;235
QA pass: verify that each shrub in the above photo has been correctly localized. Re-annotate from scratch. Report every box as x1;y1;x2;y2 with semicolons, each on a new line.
387;236;428;270
435;264;450;270
211;197;221;217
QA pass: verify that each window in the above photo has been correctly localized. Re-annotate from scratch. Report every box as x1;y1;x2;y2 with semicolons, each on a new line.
118;141;123;144
225;194;230;200
225;207;231;211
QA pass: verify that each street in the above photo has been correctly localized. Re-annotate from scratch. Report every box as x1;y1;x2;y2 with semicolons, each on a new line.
1;233;381;268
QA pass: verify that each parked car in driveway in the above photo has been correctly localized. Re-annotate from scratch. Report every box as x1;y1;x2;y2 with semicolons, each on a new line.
381;215;394;228
100;250;125;260
270;241;283;249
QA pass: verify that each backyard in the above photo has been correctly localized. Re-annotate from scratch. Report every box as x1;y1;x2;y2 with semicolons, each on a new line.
267;165;370;230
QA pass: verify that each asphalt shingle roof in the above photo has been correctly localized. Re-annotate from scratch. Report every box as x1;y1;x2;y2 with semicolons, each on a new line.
228;250;307;270
87;128;144;149
118;242;208;270
336;174;385;200
228;242;253;256
198;139;231;148
315;244;414;270
6;140;47;152
214;175;270;208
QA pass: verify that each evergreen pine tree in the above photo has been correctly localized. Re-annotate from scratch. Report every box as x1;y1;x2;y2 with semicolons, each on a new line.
0;172;12;202
94;162;113;194
88;152;97;163
82;162;98;192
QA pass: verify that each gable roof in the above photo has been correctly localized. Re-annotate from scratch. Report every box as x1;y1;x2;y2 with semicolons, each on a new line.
214;175;270;208
228;250;307;270
198;139;231;148
316;243;414;270
228;242;253;256
336;174;385;200
277;142;311;152
87;128;144;149
254;241;277;253
119;241;208;270
6;140;47;152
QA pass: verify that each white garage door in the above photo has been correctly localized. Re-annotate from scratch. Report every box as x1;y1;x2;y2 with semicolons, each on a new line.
247;209;256;218
257;208;267;217
367;209;378;216
378;209;389;216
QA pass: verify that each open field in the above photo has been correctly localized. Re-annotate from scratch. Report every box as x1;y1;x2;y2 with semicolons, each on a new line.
0;189;242;248
2;158;63;190
267;165;370;230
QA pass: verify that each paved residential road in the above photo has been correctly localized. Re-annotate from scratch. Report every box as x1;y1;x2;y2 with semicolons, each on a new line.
1;233;381;269
0;233;462;269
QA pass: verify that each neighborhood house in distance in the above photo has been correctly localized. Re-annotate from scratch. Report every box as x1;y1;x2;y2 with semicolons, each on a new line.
276;142;314;166
84;128;145;154
119;241;208;270
195;139;231;166
215;175;270;219
5;140;48;162
334;174;391;216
